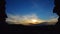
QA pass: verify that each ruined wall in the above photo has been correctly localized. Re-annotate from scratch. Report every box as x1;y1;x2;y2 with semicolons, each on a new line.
0;0;7;24
53;0;60;26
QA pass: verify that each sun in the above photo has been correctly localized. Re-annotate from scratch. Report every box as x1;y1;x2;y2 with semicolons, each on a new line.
31;19;37;23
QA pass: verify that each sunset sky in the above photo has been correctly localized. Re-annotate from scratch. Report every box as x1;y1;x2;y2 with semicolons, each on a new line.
6;0;59;25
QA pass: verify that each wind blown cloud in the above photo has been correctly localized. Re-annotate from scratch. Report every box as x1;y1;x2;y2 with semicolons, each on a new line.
45;17;58;25
6;14;58;25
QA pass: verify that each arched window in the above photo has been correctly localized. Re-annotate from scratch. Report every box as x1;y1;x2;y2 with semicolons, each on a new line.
6;0;58;26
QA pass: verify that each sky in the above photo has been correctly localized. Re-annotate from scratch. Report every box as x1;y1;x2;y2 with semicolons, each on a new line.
6;0;59;25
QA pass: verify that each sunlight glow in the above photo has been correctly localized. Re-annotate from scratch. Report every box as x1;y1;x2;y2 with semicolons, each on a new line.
31;19;37;23
6;14;58;25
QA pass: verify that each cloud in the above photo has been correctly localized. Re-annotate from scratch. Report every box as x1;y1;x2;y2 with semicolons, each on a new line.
45;17;58;25
6;14;45;25
6;13;58;26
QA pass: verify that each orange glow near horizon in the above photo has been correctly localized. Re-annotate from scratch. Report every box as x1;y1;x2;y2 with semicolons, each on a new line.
31;19;37;23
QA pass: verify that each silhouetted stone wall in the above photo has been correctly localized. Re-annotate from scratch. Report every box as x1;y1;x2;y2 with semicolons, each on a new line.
0;0;7;24
53;0;60;26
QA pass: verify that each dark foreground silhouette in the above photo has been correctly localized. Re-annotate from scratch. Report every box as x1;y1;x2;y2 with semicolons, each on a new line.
0;0;60;34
